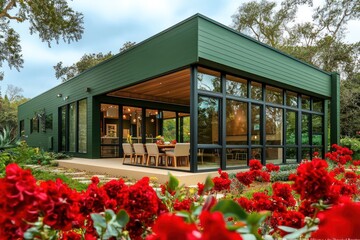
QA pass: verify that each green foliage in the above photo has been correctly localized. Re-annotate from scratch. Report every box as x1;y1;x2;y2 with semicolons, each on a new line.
233;0;360;136
340;73;360;137
0;125;20;149
270;170;295;182
340;137;360;159
54;41;137;82
30;168;88;192
0;0;84;80
54;52;113;82
91;209;130;240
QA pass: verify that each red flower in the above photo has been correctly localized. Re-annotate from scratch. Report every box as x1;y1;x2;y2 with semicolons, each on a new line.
249;159;262;171
236;197;254;212
236;171;254;187
212;169;231;191
290;159;335;202
40;179;82;231
265;163;280;172
271;210;305;237
174;198;192;211
60;231;83;240
0;164;46;238
146;213;199;240
200;211;243;240
272;182;296;207
311;200;360;239
197;183;205;195
118;177;160;239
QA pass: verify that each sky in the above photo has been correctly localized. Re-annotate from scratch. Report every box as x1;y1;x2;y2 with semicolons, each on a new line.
0;0;359;98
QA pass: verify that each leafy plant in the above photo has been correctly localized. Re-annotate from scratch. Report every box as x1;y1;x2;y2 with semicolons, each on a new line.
340;137;360;160
91;209;130;239
0;126;20;150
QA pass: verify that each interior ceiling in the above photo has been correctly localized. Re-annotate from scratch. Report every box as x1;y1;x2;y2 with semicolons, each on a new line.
107;68;191;106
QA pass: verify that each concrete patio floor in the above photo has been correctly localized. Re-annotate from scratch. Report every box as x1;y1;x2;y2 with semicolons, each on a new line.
56;158;238;185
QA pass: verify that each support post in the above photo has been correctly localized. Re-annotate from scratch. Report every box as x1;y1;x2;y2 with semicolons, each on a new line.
330;72;340;145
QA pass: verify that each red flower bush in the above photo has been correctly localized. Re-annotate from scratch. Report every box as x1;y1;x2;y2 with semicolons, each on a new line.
118;177;160;239
236;171;254;186
146;213;199;240
265;163;280;172
212;169;231;191
272;182;296;207
40;179;82;231
249;159;263;170
199;211;243;240
271;210;305;237
290;159;335;202
311;200;360;239
0;164;46;238
325;144;353;165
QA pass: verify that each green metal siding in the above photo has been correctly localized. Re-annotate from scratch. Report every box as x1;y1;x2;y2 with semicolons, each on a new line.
197;17;332;97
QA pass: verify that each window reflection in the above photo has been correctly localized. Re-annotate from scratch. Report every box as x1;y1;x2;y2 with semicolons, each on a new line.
266;86;283;104
251;105;261;145
312;115;323;146
198;96;219;144
286;111;296;145
313;98;323;112
251;82;262;100
226;100;247;145
286;148;297;163
226;75;247;97
266;107;283;145
197;67;221;92
69;103;77;152
301;114;310;145
286;91;298;107
266;148;283;164
197;148;221;169
301;95;310;110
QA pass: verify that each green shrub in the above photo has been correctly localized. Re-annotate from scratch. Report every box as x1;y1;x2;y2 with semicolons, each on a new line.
270;170;296;182
340;137;360;160
279;164;299;171
0;126;20;150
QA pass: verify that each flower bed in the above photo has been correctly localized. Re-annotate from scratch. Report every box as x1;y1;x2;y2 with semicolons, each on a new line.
1;144;360;239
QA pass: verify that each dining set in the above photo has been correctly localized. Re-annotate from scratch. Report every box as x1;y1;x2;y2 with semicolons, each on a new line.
122;142;190;167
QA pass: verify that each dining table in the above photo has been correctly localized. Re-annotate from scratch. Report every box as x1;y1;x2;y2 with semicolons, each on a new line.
157;144;176;152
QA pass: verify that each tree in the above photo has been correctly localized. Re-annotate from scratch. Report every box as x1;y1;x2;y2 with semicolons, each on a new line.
232;0;360;136
54;41;137;82
0;85;28;138
0;0;84;80
54;52;113;82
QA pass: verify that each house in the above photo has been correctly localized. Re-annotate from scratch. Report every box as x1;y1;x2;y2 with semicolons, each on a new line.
18;14;340;173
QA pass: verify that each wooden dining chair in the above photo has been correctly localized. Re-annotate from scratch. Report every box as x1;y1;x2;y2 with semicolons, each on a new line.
133;143;147;165
165;143;190;167
122;143;134;164
145;143;165;166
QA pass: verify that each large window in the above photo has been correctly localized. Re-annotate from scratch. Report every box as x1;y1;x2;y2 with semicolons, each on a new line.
78;99;87;153
198;96;219;144
59;99;87;154
196;66;325;170
69;103;77;152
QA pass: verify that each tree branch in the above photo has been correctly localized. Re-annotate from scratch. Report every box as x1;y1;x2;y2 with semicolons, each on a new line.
0;0;24;22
